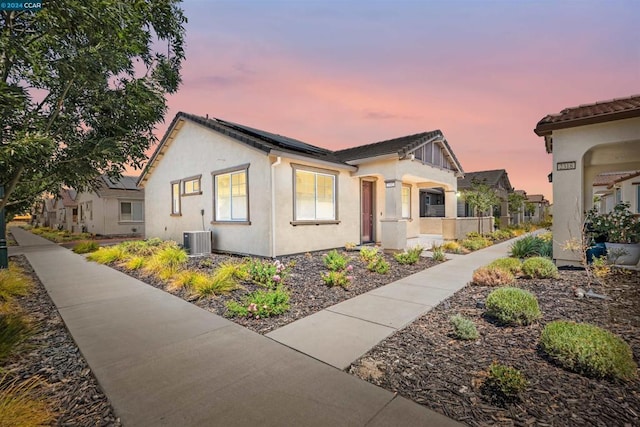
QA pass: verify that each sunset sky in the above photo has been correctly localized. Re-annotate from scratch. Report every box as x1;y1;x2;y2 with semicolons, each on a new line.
160;0;640;202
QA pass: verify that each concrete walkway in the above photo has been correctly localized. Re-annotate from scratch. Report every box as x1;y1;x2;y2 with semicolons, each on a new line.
267;238;522;369
9;226;462;427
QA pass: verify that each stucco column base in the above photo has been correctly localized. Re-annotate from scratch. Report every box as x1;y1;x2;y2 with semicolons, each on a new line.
380;219;407;252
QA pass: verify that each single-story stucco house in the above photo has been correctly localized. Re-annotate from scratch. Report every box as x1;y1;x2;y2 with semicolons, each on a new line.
139;112;466;257
592;170;640;214
534;95;640;266
457;169;513;228
53;188;78;231
74;175;145;236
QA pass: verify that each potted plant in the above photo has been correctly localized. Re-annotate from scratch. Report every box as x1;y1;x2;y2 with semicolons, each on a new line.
588;202;640;265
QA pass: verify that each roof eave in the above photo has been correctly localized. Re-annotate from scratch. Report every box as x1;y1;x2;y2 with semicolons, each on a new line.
270;149;357;171
534;109;640;137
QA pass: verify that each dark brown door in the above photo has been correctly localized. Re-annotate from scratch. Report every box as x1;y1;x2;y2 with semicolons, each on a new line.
361;181;374;243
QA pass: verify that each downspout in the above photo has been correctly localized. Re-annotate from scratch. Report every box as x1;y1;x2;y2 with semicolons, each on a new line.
271;156;282;258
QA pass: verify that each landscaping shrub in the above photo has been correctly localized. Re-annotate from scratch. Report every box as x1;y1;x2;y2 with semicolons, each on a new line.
225;287;290;319
124;256;145;270
450;314;479;340
509;235;545;258
0;375;54;427
485;287;541;326
461;237;492;251
591;255;611;278
487;257;522;275
359;247;379;263
431;244;446;262
192;267;243;297
491;229;515;241
169;270;211;291
471;267;515;286
521;257;559;279
87;246;127;264
538;239;553;258
143;244;188;280
323;249;349;271
120;238;165;257
246;259;290;288
0;314;33;362
482;362;528;403
367;256;389;274
394;245;423;265
442;241;467;254
540;321;637;381
0;265;30;303
72;240;99;254
321;270;352;288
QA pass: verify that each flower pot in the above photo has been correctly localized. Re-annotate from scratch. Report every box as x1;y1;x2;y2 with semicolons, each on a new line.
605;242;640;266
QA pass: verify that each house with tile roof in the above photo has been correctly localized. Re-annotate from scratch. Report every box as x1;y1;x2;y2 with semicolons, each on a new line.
534;94;640;266
139;112;466;256
457;169;513;228
592;170;640;215
74;175;145;236
524;194;550;223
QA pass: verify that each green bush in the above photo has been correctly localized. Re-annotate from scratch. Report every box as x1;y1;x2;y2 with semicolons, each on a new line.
471;267;515;286
540;321;637;381
119;238;165;257
72;240;99;254
491;229;515;240
323;249;348;271
521;256;558;279
321;270;352;288
483;362;528;402
394;245;423;265
225;287;290;319
509;235;546;258
246;259;290;288
487;257;522;274
450;314;479;340
143;244;188;280
367;256;389;274
485;287;541;326
461;237;492;251
124;256;145;270
193;266;243;297
359;246;379;263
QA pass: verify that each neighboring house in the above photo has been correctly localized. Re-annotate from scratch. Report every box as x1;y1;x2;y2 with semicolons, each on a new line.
74;175;145;236
510;189;527;225
534;94;640;266
139;112;466;257
592;170;640;214
457;169;513;227
53;188;78;231
524;194;550;223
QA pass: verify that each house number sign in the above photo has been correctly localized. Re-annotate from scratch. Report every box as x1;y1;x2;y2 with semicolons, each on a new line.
556;161;576;171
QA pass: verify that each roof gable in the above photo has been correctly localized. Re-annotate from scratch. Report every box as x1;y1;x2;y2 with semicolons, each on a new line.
458;169;512;191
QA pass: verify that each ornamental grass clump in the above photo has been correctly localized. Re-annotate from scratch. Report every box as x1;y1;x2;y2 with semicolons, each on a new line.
143;244;188;280
521;256;559;279
485;287;541;326
0;313;33;363
508;235;546;258
482;362;528;404
471;267;515;287
394;245;424;265
450;314;479;340
0;375;54;427
441;241;468;254
540;321;637;381
461;237;492;251
487;257;522;275
0;264;31;303
86;245;128;264
72;240;99;254
431;244;446;262
225;287;290;319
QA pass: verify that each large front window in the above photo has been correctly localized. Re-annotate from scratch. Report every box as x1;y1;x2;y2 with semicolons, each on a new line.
120;201;144;222
215;168;248;221
294;168;336;221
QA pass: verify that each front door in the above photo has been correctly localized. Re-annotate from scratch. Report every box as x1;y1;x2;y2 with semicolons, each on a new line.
361;181;374;243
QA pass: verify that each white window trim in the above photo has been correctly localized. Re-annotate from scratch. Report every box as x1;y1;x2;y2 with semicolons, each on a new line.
291;163;339;225
212;164;250;224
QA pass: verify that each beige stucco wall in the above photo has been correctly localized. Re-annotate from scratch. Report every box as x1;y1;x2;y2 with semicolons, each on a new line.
550;117;640;265
420;217;443;234
143;120;274;257
442;217;494;240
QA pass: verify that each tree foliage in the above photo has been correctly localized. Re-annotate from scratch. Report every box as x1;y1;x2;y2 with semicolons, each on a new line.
0;1;187;215
461;179;500;233
508;192;527;215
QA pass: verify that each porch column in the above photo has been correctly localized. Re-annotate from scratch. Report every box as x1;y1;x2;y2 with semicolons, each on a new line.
380;179;407;251
444;190;457;218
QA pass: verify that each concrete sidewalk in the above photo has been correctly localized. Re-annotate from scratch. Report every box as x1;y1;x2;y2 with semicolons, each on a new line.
267;237;522;369
9;226;462;427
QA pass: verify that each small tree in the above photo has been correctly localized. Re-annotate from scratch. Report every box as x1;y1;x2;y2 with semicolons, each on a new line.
508;192;527;224
462;179;500;234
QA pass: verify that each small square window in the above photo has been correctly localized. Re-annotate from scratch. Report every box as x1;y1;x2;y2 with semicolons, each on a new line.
183;177;201;195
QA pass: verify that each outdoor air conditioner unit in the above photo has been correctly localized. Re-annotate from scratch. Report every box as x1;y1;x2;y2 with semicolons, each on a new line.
183;230;212;256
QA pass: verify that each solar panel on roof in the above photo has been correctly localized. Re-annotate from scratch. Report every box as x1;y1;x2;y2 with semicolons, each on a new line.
217;119;330;156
